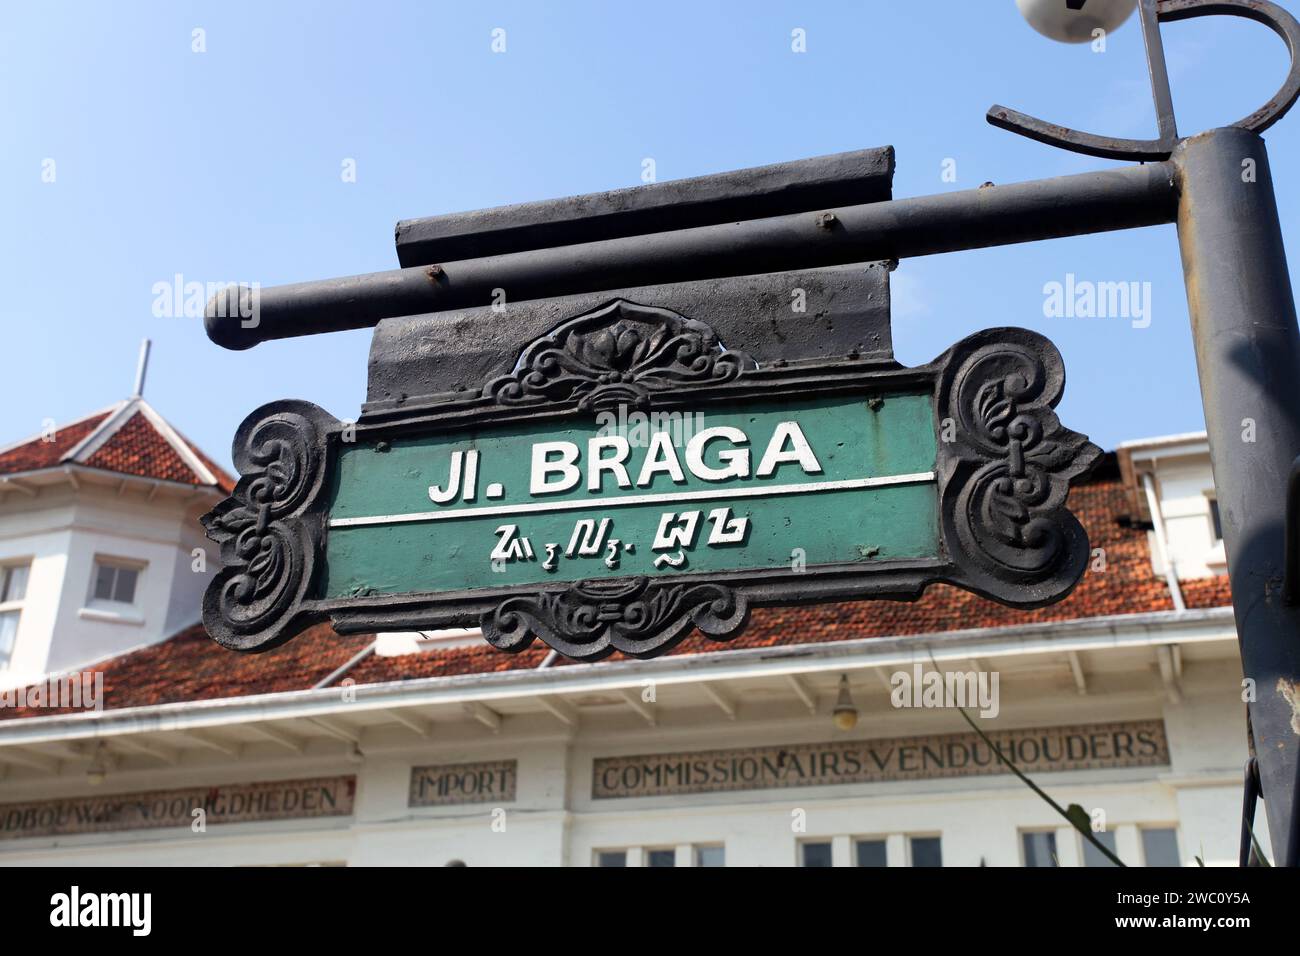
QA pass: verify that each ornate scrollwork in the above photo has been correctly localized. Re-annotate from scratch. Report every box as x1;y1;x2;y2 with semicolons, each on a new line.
936;329;1101;606
989;0;1300;161
481;577;749;661
200;401;336;652
483;299;755;411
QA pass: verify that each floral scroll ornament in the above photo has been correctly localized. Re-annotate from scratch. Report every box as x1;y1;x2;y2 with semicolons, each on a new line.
483;299;755;411
938;328;1101;605
200;401;335;652
482;577;748;661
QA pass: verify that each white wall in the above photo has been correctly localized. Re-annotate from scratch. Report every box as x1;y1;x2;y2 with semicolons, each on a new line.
0;650;1252;867
0;480;217;684
1146;456;1225;581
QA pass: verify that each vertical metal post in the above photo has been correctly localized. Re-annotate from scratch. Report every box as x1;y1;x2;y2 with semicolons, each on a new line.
1174;126;1300;866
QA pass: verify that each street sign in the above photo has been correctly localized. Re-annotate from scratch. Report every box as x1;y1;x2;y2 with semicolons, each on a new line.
202;292;1099;661
200;0;1300;867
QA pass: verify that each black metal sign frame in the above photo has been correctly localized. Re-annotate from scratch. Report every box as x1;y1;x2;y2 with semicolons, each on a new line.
202;300;1098;661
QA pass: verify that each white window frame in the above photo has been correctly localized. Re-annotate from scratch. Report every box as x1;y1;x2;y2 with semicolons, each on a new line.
851;836;889;868
642;846;677;868
797;838;835;868
1019;828;1060;868
693;844;725;868
592;848;630;868
0;561;32;670
906;833;944;868
83;555;147;621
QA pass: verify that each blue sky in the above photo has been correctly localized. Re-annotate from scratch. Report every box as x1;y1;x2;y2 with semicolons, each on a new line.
2;1;1297;465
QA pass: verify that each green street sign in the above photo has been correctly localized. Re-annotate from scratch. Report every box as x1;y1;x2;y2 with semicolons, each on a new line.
202;297;1099;661
324;393;938;597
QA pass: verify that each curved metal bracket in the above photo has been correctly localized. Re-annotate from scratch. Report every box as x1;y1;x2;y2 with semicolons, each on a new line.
989;0;1300;161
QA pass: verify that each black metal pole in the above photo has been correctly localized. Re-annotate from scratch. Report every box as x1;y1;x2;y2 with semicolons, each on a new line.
1174;126;1300;867
206;162;1177;350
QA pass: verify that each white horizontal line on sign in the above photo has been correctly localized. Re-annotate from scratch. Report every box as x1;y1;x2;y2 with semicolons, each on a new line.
327;471;937;529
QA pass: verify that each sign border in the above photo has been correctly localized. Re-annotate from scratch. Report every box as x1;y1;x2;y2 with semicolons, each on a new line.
201;299;1099;660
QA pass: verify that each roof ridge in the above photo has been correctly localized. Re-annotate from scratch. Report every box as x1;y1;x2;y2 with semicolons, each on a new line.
61;399;135;464
68;399;223;488
0;402;121;458
133;399;219;486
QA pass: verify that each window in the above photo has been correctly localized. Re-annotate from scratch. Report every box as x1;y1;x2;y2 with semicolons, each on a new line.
1;564;28;603
800;841;833;868
0;563;30;669
909;836;943;868
1021;831;1058;867
645;849;675;868
854;839;887;867
0;612;18;669
595;844;723;867
694;845;725;868
1083;830;1119;867
1141;827;1181;867
90;558;140;606
1208;496;1223;542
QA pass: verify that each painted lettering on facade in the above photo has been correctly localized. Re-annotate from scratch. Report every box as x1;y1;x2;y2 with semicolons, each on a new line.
408;760;517;807
0;775;356;840
592;721;1169;799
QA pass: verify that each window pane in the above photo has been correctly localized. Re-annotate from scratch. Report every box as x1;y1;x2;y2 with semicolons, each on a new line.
113;567;138;604
93;564;116;601
646;849;675;868
2;564;29;602
1142;828;1181;867
1022;831;1058;867
910;837;942;868
695;846;724;868
855;839;887;867
1209;498;1223;540
0;610;18;666
801;842;833;868
1083;830;1119;868
596;851;627;868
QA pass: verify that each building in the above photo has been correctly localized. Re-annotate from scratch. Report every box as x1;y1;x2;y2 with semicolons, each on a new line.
0;401;1259;866
0;396;229;685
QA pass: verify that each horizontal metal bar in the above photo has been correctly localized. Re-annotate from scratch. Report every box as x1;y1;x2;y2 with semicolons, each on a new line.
395;147;895;267
206;161;1178;350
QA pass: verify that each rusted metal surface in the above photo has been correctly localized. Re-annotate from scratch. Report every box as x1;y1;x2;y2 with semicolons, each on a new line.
205;161;1177;350
363;265;894;413
1174;128;1300;867
395;147;895;268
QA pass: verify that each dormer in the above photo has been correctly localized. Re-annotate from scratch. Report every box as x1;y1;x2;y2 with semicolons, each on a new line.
1117;432;1224;586
0;397;232;688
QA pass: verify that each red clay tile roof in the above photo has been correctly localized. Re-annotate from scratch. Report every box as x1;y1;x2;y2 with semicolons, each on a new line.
0;412;110;475
0;401;233;491
0;457;1235;719
83;411;200;485
177;429;236;494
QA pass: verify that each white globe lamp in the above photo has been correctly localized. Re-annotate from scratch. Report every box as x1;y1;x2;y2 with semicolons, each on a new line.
1015;0;1138;44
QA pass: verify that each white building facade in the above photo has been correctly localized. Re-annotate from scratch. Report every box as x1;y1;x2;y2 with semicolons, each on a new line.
0;398;223;688
0;422;1261;867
